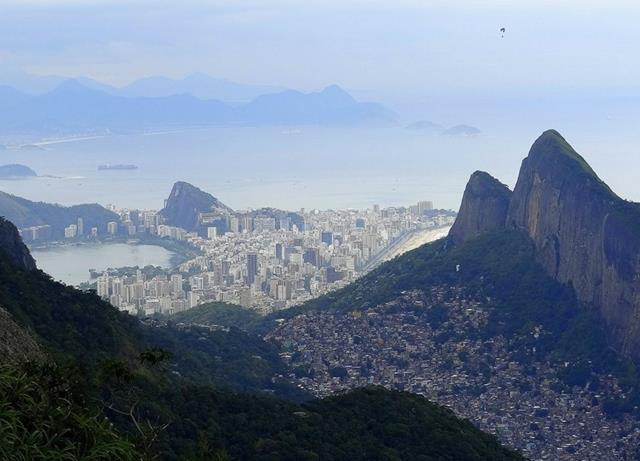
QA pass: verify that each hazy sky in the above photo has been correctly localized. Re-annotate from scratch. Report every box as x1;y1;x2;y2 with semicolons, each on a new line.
1;0;639;97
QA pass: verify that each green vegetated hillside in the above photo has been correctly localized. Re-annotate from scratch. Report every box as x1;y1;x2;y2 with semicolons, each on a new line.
0;190;118;238
273;229;640;415
170;301;262;330
0;218;523;460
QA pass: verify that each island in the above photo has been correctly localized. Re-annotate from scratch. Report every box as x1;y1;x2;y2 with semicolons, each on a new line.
97;164;138;170
0;164;37;178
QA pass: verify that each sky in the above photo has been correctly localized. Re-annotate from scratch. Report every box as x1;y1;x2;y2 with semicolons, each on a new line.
1;0;640;98
1;1;640;209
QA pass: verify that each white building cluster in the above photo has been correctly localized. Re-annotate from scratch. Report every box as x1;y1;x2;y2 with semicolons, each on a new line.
96;202;455;316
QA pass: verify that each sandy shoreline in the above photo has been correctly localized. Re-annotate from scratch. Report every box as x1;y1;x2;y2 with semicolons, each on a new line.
381;226;451;263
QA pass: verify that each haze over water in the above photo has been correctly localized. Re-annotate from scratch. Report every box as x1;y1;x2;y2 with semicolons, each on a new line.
1;124;638;213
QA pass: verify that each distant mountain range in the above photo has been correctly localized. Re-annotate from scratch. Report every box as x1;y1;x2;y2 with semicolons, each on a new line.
0;69;285;102
0;74;396;134
117;72;285;102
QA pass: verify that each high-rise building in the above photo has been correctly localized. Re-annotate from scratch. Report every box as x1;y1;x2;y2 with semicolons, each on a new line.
97;274;110;298
239;288;252;307
64;224;77;239
129;210;140;226
417;200;433;215
321;231;333;246
326;266;344;283
240;215;253;233
188;291;200;308
170;274;183;296
207;227;217;239
76;218;84;236
254;217;276;233
107;221;118;235
246;253;258;285
229;216;240;233
275;243;283;260
191;275;204;290
304;248;319;267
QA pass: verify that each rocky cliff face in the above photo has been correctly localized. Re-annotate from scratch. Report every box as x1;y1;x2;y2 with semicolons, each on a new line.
449;171;512;244
507;130;640;359
0;306;44;365
0;218;44;363
159;181;233;231
0;217;36;270
451;130;640;360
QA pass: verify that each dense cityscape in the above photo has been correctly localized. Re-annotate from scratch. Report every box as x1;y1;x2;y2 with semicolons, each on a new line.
268;287;640;461
34;201;454;315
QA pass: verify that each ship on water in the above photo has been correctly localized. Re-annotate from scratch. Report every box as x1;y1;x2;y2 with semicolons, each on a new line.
97;164;138;171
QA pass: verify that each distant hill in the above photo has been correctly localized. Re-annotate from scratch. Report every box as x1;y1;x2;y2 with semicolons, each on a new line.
120;72;284;102
442;124;482;137
1;79;232;132
0;164;37;178
0;190;119;239
239;84;396;125
170;302;262;330
405;120;443;132
160;181;305;235
0;85;30;110
0;80;395;133
159;181;234;232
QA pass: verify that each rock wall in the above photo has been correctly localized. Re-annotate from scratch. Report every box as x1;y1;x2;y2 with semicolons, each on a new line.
0;217;36;271
449;171;512;245
505;130;640;359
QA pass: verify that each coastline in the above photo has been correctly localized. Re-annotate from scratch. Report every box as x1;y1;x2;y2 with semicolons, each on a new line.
362;225;451;272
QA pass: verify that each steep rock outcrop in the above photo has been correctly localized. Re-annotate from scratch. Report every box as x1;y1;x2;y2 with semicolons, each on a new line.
0;217;36;270
159;181;233;231
0;307;44;364
449;171;511;244
507;130;640;359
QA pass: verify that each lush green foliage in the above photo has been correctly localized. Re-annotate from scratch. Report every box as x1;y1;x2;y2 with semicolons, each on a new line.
0;251;142;372
169;302;261;330
147;324;309;400
0;363;140;460
157;386;524;461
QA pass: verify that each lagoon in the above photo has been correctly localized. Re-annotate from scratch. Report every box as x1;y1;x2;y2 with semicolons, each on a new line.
32;242;176;286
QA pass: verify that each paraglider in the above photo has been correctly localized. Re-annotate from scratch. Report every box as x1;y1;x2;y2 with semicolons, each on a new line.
500;27;506;38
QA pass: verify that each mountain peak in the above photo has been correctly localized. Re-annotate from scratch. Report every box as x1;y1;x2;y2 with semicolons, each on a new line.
506;131;640;360
160;181;233;231
319;84;356;104
528;129;600;181
449;171;511;244
51;78;91;93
